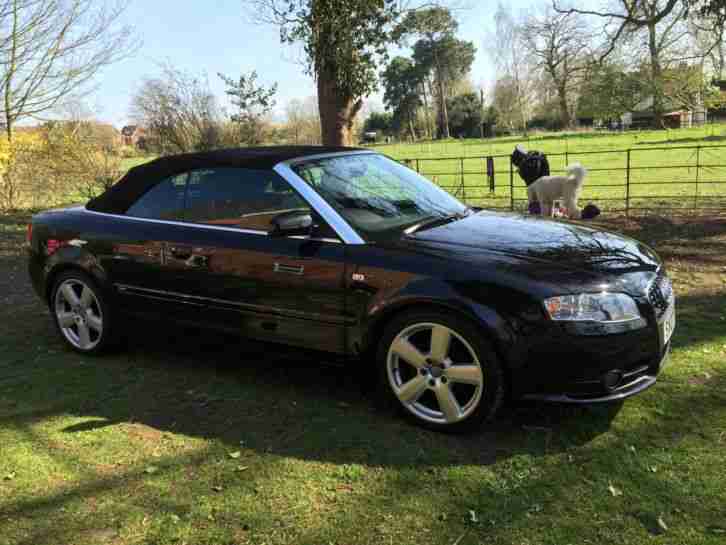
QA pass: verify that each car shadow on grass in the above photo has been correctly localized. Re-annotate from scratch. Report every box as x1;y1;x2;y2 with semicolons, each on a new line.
58;319;625;462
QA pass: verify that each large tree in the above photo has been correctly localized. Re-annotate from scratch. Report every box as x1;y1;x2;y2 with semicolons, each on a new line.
249;0;398;146
394;6;473;139
0;0;136;141
520;9;592;128
381;56;421;140
411;35;475;137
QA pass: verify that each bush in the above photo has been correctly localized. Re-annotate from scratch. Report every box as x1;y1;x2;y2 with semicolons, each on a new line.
0;124;123;211
117;145;141;159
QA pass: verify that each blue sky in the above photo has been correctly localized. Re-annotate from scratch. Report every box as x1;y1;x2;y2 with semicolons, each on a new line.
93;0;533;127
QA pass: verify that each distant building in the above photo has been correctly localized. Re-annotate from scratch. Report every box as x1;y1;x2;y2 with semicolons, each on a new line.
620;95;707;130
121;125;146;147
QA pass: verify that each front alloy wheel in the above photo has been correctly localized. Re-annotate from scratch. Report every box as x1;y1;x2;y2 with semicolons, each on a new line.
378;310;504;432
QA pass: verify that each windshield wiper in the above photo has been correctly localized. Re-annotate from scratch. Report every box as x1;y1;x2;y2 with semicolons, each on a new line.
404;213;465;235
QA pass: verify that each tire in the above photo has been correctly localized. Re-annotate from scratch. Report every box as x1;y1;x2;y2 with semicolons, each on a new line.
376;309;505;433
50;270;118;355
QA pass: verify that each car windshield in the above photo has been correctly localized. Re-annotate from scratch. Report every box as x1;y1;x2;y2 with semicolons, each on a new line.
292;153;468;242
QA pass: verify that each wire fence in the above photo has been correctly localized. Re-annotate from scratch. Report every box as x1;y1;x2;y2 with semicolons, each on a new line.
400;144;726;215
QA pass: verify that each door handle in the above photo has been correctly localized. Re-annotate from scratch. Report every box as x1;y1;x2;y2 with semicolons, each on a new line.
273;262;304;275
168;246;192;260
187;254;209;268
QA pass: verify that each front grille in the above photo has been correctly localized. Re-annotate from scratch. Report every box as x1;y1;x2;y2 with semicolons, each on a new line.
648;274;673;318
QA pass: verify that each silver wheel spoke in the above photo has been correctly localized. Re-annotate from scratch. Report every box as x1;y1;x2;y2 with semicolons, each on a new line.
77;324;91;348
55;279;102;351
61;284;80;306
387;321;484;426
397;375;428;404
79;286;94;309
391;337;427;369
435;384;462;423
57;312;75;328
430;325;451;362
446;365;483;386
86;313;103;333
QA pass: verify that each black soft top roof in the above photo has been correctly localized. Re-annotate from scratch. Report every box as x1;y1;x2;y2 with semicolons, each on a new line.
87;145;364;214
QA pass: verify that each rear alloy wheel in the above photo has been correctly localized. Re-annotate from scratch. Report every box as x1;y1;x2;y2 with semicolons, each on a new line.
378;311;504;432
51;272;114;354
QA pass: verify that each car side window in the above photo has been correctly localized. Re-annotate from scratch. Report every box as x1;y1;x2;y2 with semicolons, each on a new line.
183;168;310;232
126;174;188;220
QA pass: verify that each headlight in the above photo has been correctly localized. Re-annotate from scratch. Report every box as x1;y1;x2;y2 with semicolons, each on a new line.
544;293;646;335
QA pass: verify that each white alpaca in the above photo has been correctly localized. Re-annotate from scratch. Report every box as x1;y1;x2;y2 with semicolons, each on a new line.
528;163;587;218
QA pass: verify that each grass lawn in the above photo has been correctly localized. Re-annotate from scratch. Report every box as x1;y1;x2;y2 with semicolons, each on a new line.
1;210;725;544
370;125;726;213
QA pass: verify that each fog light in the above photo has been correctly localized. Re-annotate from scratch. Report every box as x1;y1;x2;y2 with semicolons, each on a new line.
602;370;623;392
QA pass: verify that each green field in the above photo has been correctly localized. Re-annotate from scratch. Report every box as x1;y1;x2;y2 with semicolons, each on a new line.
371;126;726;213
1;211;726;544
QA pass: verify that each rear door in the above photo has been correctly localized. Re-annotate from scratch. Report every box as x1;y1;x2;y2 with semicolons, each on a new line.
104;173;192;315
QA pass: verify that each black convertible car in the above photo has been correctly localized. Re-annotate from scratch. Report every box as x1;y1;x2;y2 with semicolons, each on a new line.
28;147;675;431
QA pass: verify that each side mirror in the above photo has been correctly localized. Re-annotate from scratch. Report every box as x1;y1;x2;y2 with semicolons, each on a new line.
269;210;313;237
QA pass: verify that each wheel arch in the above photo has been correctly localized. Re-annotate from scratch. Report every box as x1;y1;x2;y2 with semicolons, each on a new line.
44;261;109;305
360;298;516;371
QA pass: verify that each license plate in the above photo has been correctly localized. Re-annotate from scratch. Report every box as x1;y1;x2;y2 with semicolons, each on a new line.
661;304;676;345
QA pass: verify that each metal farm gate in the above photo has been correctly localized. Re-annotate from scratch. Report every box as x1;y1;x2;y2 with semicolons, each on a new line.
400;144;726;215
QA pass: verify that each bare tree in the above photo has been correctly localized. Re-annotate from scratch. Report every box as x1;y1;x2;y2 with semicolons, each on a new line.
285;98;306;145
554;0;693;127
0;0;136;141
487;4;537;134
690;11;726;79
284;96;321;144
521;9;592;128
130;66;223;155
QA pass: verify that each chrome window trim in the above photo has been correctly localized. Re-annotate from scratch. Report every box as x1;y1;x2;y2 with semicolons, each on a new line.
274;152;375;245
84;208;269;235
83;207;342;243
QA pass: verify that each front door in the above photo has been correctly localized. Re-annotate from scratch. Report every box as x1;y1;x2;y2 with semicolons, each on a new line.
156;167;349;353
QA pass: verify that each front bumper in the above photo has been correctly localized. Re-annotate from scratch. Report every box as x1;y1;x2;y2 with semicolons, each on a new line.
521;340;670;404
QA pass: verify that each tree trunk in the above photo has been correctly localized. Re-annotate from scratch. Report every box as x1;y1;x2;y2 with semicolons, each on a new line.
436;73;449;139
4;0;19;143
317;72;361;146
421;81;433;139
648;22;664;129
557;82;570;128
432;45;450;139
